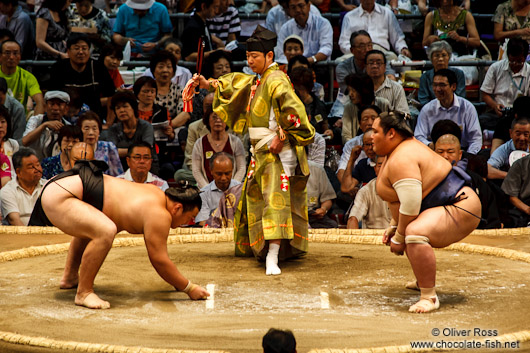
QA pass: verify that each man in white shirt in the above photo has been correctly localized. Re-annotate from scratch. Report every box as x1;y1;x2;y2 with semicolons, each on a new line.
276;0;332;65
480;38;530;131
0;148;45;225
338;0;411;61
116;142;168;191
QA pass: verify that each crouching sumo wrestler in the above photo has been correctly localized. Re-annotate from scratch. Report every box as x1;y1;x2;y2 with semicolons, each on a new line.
372;112;481;313
29;160;210;309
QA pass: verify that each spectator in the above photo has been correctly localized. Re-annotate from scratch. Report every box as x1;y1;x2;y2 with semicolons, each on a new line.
415;68;482;154
279;35;304;73
203;50;232;82
341;128;376;197
0;76;26;142
287;55;324;101
347;155;391;229
422;0;480;56
365;50;409;114
0;40;45;116
117;141;168;190
502;153;530;227
48;33;116;118
142;38;192;89
207;0;240;45
307;132;325;167
417;0;470;17
307;160;337;228
493;0;530;44
265;0;321;36
0;104;17;176
23;91;71;160
195;152;240;225
34;0;70;60
106;91;158;174
418;40;466;107
77;111;123;176
191;103;246;188
112;0;172;57
336;30;373;94
436;133;502;229
179;0;222;62
0;0;35;60
339;0;411;60
0;147;45;226
41;125;83;179
263;328;297;353
480;38;530;131
491;96;530;154
289;66;329;135
341;73;390;144
0;151;11;187
70;0;112;54
276;0;332;65
151;50;183;120
99;43;125;89
488;116;530;179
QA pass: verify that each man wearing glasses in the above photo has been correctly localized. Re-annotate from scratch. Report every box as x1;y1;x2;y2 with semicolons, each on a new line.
480;38;530;131
117;141;168;191
415;69;482;154
276;0;332;65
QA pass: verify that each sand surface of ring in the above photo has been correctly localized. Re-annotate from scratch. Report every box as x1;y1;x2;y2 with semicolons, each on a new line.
1;235;530;353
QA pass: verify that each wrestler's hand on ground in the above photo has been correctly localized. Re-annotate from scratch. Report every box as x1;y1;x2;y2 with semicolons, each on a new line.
188;285;210;300
383;225;397;245
269;135;284;154
390;242;405;256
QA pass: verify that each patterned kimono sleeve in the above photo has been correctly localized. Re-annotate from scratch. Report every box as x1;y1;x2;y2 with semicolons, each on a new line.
212;72;255;135
269;71;315;147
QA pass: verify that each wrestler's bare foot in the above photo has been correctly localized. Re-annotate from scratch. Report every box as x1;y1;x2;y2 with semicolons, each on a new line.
409;295;439;313
75;292;110;309
60;275;78;289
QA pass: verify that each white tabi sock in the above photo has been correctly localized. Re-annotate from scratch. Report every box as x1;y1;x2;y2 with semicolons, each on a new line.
265;243;281;275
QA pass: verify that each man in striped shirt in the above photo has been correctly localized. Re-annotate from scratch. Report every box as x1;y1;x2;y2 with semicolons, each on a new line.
207;0;241;45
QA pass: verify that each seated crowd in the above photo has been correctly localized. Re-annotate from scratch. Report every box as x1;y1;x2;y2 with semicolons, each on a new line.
0;0;528;229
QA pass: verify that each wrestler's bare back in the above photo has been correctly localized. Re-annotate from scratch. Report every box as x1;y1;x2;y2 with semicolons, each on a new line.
376;138;452;204
43;174;172;234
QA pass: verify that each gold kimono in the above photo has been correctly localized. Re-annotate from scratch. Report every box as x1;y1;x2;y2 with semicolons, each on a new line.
211;63;315;260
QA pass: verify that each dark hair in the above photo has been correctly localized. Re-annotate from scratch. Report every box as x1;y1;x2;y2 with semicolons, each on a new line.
0;0;18;6
378;111;414;138
349;30;371;48
262;328;296;353
66;33;90;49
99;43;123;62
162;37;183;51
0;29;15;43
12;147;37;170
202;104;227;131
58;125;83;146
133;76;158;97
513;96;530;118
165;180;202;212
0;39;20;53
0;77;7;94
511;116;530;129
345;73;375;106
359;104;381;118
127;141;153;157
0;105;12;141
111;91;138;117
77;111;102;132
467;153;488;179
73;0;95;3
63;87;83;110
149;50;177;76
209;151;234;171
282;36;303;53
365;49;386;65
289;66;314;93
287;54;309;76
507;37;529;58
203;50;233;79
431;119;462;145
433;68;457;86
195;0;217;11
40;0;69;28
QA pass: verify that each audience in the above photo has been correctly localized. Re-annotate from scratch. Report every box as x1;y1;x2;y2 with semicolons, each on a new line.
502;152;530;227
0;0;34;60
207;0;241;45
335;30;373;94
34;0;70;60
0;77;26;142
415;68;482;154
0;104;18;176
307;160;337;228
70;0;112;54
0;147;45;226
99;43;125;90
41;125;83;180
142;38;192;89
117;141;168;191
418;40;466;107
341;128;376;197
262;328;297;353
493;0;530;45
195;152;240;226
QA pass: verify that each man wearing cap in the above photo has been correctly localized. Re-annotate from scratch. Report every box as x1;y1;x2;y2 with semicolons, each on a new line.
0;39;44;116
22;91;71;160
276;0;332;65
48;33;115;118
112;0;172;57
192;25;315;276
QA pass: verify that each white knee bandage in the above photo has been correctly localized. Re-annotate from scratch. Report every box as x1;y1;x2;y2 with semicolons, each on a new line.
405;235;431;244
393;178;422;216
